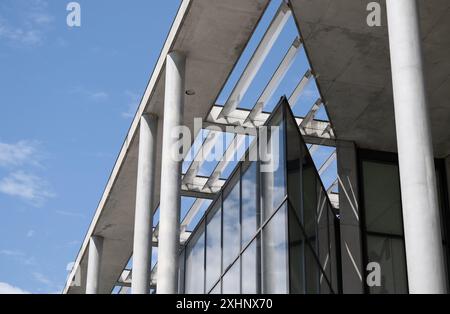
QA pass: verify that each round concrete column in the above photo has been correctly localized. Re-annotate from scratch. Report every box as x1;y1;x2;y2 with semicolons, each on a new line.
86;235;103;294
387;0;446;293
157;51;186;294
132;114;158;294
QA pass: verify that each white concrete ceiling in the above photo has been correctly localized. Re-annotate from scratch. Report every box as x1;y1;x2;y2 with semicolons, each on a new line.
290;0;450;157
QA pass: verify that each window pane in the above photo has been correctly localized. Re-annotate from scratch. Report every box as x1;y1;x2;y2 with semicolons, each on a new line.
288;203;305;294
209;282;221;294
262;203;288;293
178;249;185;293
223;174;241;270
242;237;260;294
185;223;205;294
223;260;240;294
367;235;408;294
302;152;318;242
363;161;403;235
206;201;222;292
242;162;259;246
317;190;331;288
261;112;286;221
285;101;303;219
305;243;320;294
327;206;339;293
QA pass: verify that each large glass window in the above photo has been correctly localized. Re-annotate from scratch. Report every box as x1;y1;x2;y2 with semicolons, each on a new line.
262;202;288;294
261;110;286;221
241;162;259;247
185;223;205;294
242;237;260;294
366;235;407;294
222;260;240;294
360;152;450;294
363;161;403;235
180;99;340;295
206;201;222;292
223;175;241;271
361;159;407;294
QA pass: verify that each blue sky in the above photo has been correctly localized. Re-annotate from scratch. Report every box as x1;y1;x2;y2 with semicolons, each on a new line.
0;0;337;294
0;0;180;294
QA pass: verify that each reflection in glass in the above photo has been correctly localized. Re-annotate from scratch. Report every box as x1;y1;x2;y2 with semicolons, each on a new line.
262;202;288;293
185;223;205;294
261;111;286;221
209;282;221;294
222;260;240;294
242;162;259;246
367;235;408;294
288;203;305;294
223;175;241;271
206;201;222;292
302;152;317;244
363;161;403;235
242;238;260;294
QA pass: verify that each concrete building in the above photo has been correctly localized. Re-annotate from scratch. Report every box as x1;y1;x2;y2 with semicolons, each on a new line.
63;0;450;294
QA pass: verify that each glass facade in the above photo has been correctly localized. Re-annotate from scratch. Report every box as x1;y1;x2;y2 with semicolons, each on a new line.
359;150;450;294
179;98;340;294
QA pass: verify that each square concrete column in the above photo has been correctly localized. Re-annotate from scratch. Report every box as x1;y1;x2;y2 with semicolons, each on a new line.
86;235;103;294
387;0;446;293
336;141;364;293
132;114;158;294
157;51;186;294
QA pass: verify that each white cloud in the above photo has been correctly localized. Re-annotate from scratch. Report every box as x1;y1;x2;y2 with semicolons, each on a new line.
0;171;55;206
55;210;85;219
32;272;52;286
122;90;140;119
0;249;25;257
89;91;109;102
0;140;40;167
68;86;109;103
0;22;42;45
0;282;30;294
0;0;53;47
26;230;35;238
0;249;36;266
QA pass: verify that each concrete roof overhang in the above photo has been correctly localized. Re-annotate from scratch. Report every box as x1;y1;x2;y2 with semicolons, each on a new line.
64;0;270;294
290;0;450;157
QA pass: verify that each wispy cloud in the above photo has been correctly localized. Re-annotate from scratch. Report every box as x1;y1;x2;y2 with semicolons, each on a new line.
89;91;109;102
0;140;54;205
0;249;25;257
0;171;55;206
0;140;41;167
0;282;30;294
0;0;53;47
55;210;85;219
26;230;35;238
0;249;36;266
68;86;109;103
122;90;140;119
32;272;52;286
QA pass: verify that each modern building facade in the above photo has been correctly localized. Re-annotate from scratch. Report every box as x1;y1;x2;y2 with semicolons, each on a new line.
64;0;450;294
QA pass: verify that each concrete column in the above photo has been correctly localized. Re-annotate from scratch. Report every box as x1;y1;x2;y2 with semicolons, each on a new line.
132;114;158;294
157;51;186;294
336;141;364;293
86;235;103;294
386;0;446;293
